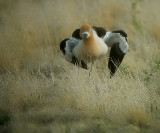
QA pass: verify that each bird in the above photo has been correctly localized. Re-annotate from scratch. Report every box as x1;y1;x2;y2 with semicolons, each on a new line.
60;24;129;77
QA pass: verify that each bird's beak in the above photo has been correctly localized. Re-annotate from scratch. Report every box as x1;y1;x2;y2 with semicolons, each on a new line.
82;32;90;39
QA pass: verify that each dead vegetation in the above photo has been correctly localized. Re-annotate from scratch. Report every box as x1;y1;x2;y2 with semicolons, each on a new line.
0;0;160;133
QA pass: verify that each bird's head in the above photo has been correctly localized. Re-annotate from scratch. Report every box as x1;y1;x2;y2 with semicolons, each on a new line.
80;24;92;40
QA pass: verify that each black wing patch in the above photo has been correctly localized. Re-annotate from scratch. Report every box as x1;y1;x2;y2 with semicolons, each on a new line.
72;29;81;39
60;37;88;69
60;38;69;55
112;30;127;41
92;26;107;38
72;26;107;39
112;30;127;37
108;43;125;77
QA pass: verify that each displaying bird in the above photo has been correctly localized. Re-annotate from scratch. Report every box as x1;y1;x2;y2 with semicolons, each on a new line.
60;24;129;76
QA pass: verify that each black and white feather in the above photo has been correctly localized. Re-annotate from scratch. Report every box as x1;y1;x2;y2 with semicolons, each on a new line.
60;24;129;76
103;30;129;76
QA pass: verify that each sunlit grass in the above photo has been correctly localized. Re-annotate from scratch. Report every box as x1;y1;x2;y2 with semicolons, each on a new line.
0;0;160;133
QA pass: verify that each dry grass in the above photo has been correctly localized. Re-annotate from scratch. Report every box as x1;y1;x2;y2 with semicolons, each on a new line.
0;0;160;133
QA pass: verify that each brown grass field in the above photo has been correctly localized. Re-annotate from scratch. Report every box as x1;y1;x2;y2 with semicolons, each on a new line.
0;0;160;132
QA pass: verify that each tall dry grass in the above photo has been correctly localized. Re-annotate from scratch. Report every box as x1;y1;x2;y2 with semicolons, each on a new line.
0;0;160;133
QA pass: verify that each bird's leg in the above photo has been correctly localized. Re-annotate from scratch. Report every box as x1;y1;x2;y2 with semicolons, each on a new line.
89;60;94;77
81;60;88;69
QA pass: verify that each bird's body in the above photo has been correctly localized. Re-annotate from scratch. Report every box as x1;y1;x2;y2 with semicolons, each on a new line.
60;24;129;76
72;29;108;63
